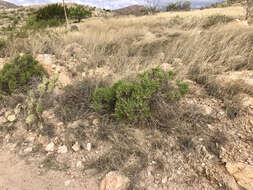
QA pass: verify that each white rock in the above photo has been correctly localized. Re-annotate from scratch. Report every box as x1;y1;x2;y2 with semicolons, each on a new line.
45;142;55;152
72;142;80;152
64;180;71;186
82;72;86;79
87;143;92;151
7;115;16;122
24;147;33;153
162;176;167;184
58;145;68;154
99;171;130;190
92;119;99;126
76;161;83;169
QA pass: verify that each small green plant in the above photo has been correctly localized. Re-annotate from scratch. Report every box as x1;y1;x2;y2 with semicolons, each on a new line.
69;5;92;22
202;15;233;28
167;1;191;11
93;67;189;121
0;54;45;94
0;39;6;50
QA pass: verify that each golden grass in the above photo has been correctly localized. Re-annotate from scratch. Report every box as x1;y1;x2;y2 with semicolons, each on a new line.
4;6;253;96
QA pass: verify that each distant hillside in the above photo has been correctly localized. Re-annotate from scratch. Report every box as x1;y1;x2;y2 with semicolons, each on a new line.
0;0;19;9
113;5;148;16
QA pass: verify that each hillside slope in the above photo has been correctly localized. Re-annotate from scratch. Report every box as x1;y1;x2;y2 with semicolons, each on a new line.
0;5;253;190
0;0;18;8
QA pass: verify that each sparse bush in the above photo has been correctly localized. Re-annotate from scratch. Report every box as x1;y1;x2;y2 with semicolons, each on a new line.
202;15;233;28
167;1;191;11
93;67;189;121
0;54;45;94
69;5;92;22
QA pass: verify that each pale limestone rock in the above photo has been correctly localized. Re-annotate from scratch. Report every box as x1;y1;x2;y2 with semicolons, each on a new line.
45;142;55;152
226;162;253;190
72;142;80;152
99;171;130;190
7;115;16;122
87;143;92;152
58;145;68;154
24;147;33;153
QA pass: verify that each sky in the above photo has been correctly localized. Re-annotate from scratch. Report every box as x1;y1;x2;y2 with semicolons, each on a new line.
6;0;226;10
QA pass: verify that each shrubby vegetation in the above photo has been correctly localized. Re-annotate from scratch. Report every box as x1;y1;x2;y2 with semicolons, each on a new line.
202;15;233;28
93;67;189;121
167;1;191;11
69;5;92;22
0;54;45;94
25;4;92;29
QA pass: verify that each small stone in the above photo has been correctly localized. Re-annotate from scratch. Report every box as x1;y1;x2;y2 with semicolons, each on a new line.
65;180;71;186
26;136;35;143
45;142;55;152
24;147;33;153
162;176;167;184
69;120;82;129
82;72;86;79
58;145;68;154
7;115;16;122
99;171;130;190
76;161;83;169
85;168;98;176
87;143;92;151
72;142;80;152
92;119;99;126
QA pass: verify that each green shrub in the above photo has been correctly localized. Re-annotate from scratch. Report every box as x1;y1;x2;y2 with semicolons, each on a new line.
167;1;191;11
25;4;66;29
0;54;45;94
0;39;6;50
36;4;65;21
93;67;189;121
202;15;233;28
69;5;92;22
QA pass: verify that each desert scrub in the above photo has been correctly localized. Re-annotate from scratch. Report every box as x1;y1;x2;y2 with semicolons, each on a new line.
202;15;233;29
0;54;45;94
93;67;189;121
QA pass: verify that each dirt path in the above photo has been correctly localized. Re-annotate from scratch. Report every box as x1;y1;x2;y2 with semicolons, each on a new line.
0;149;96;190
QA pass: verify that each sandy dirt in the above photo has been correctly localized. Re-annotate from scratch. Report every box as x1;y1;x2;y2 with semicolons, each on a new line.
0;149;98;190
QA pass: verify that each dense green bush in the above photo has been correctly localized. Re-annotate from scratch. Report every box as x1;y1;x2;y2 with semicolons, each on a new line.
0;39;6;57
167;1;191;11
25;4;66;29
93;67;189;121
202;15;233;28
36;3;65;21
0;39;6;50
25;4;92;29
69;5;92;22
0;54;45;94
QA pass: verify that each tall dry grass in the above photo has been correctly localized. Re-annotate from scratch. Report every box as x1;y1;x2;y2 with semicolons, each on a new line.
4;6;252;90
